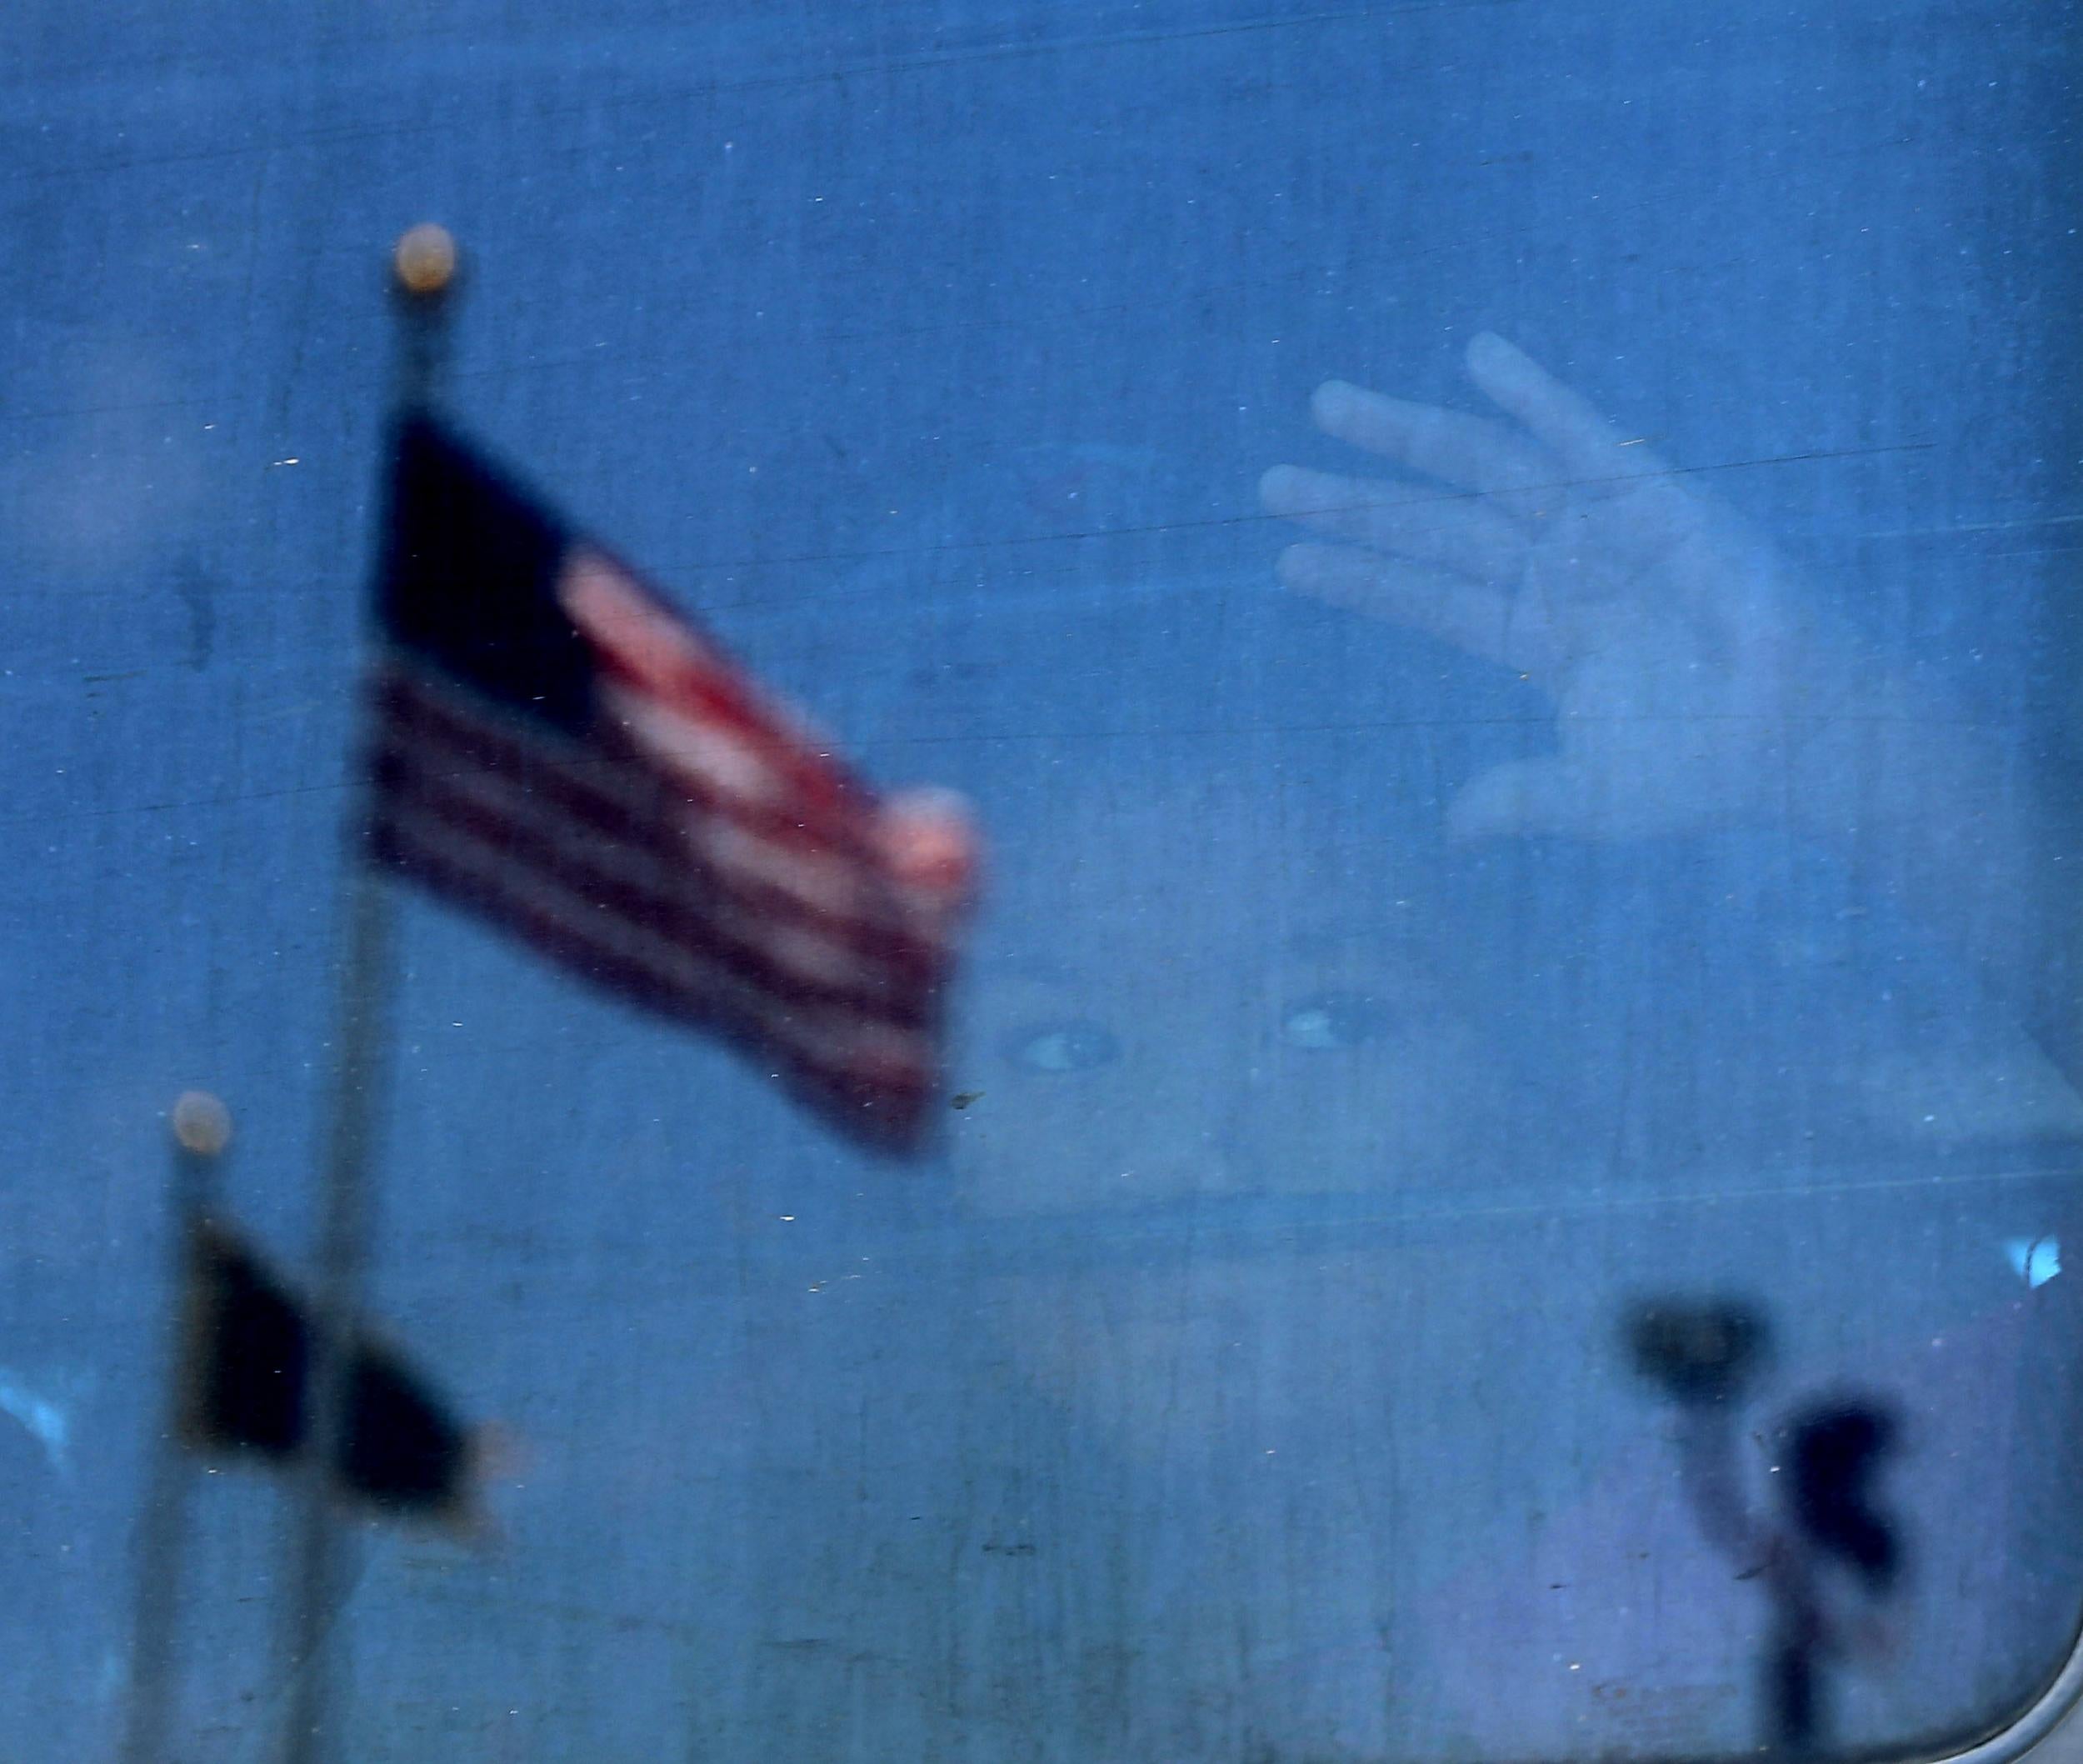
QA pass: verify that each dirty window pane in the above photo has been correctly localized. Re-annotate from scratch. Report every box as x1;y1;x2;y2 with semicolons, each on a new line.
5;3;2081;1761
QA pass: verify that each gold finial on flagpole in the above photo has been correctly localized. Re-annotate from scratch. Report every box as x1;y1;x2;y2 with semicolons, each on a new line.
121;1088;231;1764
392;223;458;299
170;1089;232;1158
388;224;462;407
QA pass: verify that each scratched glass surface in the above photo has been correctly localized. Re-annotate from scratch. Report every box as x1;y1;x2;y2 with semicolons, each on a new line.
4;2;2082;1761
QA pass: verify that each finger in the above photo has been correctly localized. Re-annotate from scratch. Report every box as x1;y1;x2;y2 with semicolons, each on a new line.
1447;759;1621;842
1276;541;1527;670
1465;333;1667;487
1309;379;1556;505
1258;464;1529;585
1466;333;1711;569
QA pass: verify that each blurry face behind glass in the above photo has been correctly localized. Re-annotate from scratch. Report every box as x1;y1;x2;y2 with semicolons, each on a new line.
932;741;1597;1744
935;735;1551;1509
949;748;1519;1221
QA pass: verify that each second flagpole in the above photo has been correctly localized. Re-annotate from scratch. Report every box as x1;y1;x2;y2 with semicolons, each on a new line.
277;225;460;1764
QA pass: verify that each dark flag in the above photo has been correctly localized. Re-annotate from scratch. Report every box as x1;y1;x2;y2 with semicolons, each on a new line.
177;1218;478;1527
365;415;978;1155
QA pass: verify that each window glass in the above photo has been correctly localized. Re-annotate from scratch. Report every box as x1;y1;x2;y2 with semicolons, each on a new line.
5;3;2081;1760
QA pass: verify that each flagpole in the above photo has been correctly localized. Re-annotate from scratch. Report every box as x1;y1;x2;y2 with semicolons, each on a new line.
278;226;459;1764
117;1092;234;1764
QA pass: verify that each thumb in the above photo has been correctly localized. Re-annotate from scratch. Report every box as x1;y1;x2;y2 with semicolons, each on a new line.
1447;759;1620;842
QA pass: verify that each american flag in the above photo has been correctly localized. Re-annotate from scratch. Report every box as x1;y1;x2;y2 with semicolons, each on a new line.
364;414;978;1155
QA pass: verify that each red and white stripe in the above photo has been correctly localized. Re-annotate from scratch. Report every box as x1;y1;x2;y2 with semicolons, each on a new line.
367;549;975;1152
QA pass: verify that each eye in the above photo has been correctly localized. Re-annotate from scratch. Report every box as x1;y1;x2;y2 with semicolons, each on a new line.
1280;992;1394;1051
1002;1021;1120;1074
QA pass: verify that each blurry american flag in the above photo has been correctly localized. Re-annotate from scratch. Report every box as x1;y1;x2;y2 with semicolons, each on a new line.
365;414;977;1155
